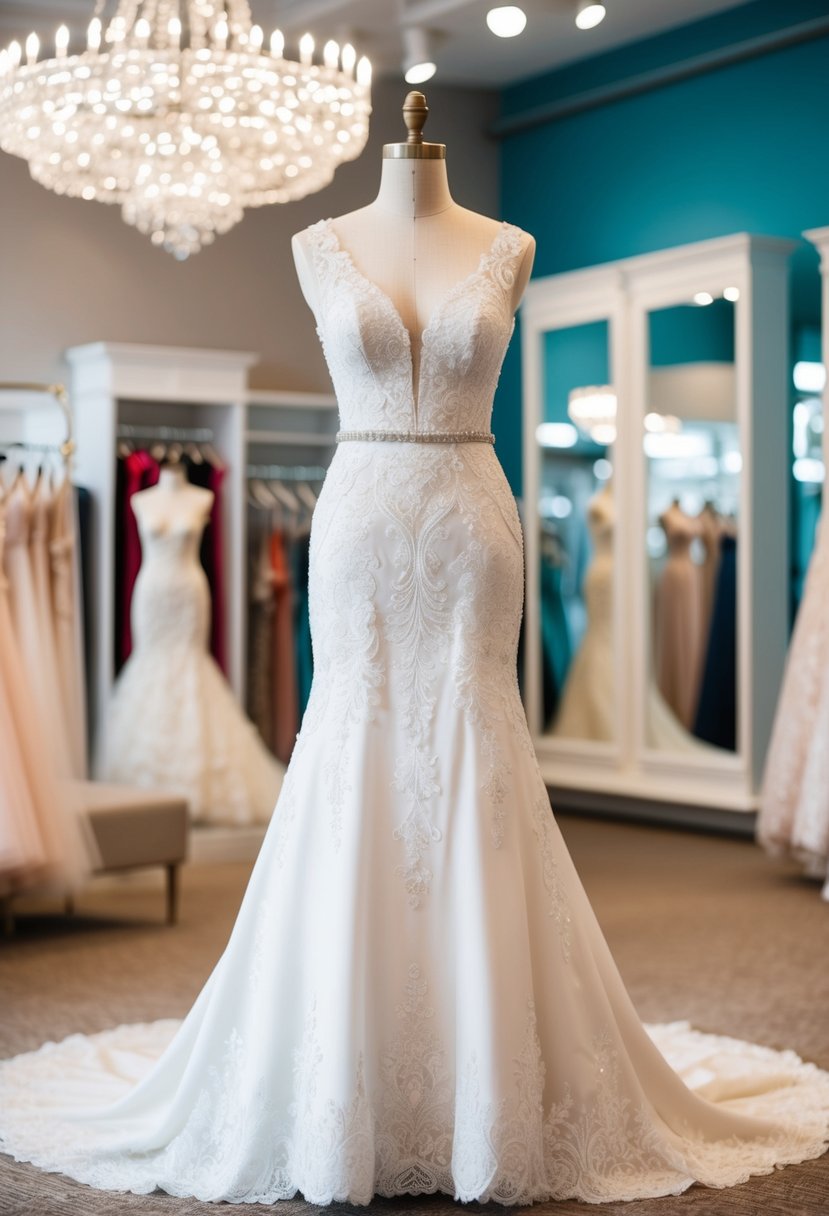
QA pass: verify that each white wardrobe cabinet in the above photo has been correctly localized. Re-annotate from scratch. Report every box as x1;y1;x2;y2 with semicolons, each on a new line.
521;234;793;819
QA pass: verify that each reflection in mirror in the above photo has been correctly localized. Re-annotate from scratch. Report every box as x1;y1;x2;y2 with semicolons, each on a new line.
645;296;738;754
536;320;616;743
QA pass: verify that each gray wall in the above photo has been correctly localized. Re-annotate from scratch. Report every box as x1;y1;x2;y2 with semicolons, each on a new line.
0;80;499;390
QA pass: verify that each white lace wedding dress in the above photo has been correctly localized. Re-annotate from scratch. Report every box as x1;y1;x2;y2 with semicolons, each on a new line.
96;497;284;825
1;217;828;1206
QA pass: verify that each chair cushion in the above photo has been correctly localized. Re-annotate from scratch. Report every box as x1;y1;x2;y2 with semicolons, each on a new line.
69;781;189;871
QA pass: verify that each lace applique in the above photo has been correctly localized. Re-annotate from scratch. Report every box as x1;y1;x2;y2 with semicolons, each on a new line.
375;964;455;1193
528;787;573;961
759;520;829;878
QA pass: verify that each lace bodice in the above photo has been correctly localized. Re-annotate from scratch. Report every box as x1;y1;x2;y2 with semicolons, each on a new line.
138;516;205;568
304;217;526;435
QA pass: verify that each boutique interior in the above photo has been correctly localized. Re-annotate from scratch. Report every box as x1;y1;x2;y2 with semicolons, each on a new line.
1;1;829;1213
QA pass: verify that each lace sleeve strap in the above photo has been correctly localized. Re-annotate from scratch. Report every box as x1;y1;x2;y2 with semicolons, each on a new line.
486;222;534;308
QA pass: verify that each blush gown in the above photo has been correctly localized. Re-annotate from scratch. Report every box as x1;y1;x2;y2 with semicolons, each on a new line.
0;218;828;1205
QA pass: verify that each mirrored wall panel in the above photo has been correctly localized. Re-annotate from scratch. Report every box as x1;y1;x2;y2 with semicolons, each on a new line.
537;319;616;744
644;296;739;755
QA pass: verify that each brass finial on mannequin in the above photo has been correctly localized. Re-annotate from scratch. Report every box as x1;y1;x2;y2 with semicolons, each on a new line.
383;90;446;160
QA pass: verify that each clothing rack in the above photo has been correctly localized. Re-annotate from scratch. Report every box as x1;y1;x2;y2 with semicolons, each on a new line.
0;439;69;454
117;424;215;443
0;381;74;462
246;463;328;481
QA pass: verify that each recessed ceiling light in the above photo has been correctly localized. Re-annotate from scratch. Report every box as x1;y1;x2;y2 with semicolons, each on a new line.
575;2;607;30
486;6;527;38
723;286;740;302
693;291;714;306
402;27;437;84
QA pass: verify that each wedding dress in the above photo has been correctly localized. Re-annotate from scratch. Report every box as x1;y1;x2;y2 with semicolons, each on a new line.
1;218;828;1206
759;514;829;897
97;487;284;825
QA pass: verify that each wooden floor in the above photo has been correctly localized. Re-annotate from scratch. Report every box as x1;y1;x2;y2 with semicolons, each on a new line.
1;812;828;1216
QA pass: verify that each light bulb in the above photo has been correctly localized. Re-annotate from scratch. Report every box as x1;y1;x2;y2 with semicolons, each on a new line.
405;60;436;84
269;28;284;57
249;24;263;50
693;291;714;306
25;32;39;64
87;18;102;51
403;27;437;84
55;25;69;57
134;18;151;44
8;40;21;67
575;2;606;30
299;33;314;66
168;16;182;44
323;39;339;68
486;6;527;37
213;19;228;50
341;42;356;73
723;286;740;302
356;55;372;86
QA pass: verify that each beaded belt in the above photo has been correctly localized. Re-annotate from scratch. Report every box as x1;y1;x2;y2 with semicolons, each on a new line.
336;429;495;445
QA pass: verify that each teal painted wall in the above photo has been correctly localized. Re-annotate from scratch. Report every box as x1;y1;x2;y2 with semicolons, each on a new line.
544;321;609;423
496;0;828;491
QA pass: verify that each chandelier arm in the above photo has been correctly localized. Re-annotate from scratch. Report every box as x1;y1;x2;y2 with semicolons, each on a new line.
226;0;253;46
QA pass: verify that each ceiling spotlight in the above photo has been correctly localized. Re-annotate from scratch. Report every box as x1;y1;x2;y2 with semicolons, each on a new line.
575;2;607;30
403;26;437;84
486;6;527;38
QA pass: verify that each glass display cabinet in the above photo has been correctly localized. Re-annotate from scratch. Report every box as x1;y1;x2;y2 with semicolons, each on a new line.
521;234;794;817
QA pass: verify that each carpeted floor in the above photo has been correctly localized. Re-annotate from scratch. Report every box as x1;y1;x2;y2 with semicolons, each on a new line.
1;812;828;1216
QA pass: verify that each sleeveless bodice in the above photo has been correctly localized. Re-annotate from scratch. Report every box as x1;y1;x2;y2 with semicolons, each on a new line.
662;511;698;559
305;218;525;435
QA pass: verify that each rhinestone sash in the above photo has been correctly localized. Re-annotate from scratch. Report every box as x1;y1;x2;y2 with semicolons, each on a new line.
336;429;495;445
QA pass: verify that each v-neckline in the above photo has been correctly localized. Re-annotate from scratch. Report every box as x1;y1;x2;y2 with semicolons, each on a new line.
321;217;514;417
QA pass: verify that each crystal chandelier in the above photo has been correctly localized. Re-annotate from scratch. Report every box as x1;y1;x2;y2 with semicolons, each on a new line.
0;2;372;258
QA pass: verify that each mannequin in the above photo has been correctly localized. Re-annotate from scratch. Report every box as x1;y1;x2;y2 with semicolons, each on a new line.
130;460;213;535
97;458;285;824
3;93;828;1212
292;90;535;391
655;498;704;728
554;481;706;750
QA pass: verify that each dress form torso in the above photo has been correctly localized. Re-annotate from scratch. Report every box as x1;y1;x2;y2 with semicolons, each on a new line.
132;465;213;545
292;155;535;400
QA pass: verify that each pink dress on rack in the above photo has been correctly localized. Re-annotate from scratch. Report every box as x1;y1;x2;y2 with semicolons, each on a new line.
0;484;87;893
655;507;704;730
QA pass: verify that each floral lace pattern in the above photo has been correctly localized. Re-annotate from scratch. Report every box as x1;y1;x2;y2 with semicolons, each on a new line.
759;517;829;894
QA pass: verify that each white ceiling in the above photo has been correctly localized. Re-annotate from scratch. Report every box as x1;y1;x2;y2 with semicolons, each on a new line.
0;0;749;86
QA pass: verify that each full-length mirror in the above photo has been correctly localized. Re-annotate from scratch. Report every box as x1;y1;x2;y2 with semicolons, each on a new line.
643;296;739;755
536;320;616;744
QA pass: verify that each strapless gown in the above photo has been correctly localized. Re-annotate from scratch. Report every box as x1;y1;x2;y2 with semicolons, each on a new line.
0;219;827;1206
97;509;284;825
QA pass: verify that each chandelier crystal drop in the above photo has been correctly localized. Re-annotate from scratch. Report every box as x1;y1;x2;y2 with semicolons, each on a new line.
0;2;372;258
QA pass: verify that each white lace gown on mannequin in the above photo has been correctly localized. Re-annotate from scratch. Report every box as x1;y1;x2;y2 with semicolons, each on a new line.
1;218;828;1205
759;515;829;898
97;498;284;824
